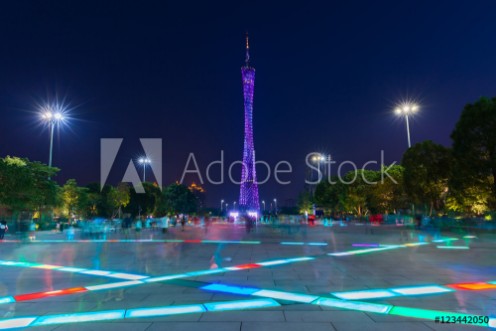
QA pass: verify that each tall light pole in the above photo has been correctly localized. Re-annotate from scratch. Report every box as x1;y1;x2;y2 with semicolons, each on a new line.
273;198;277;213
138;157;151;182
233;201;237;210
221;199;224;211
311;153;328;181
395;103;419;148
262;200;265;211
41;109;64;176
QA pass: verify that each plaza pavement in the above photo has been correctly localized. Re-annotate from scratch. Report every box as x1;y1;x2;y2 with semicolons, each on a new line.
0;222;494;330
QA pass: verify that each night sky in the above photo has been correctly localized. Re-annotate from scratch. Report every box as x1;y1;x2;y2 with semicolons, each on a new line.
1;1;496;207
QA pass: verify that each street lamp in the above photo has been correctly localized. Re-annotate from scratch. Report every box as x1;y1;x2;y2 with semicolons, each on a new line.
262;200;265;211
138;157;151;182
41;108;65;172
233;201;237;210
311;153;331;179
221;199;224;211
273;198;277;212
395;103;419;148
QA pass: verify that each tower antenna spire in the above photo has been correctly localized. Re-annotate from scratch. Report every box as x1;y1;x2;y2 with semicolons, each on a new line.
245;32;250;65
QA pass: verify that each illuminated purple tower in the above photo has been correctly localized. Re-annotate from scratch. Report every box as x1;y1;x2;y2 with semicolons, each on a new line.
239;35;260;212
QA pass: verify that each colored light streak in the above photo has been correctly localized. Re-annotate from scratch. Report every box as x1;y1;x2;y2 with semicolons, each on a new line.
436;246;469;249
107;273;148;280
201;240;261;244
281;242;304;245
0;297;14;304
33;310;125;326
229;263;261;270
58;267;87;272
0;239;463;309
32;264;59;269
200;280;492;328
314;297;392;314
432;238;459;243
204;298;279;311
331;289;396;300
126;304;205;318
390;285;453;296
201;284;259;295
352;243;380;247
14;287;87;301
185;269;228;276
447;282;496;290
283;257;315;263
80;270;111;276
253;289;318;303
145;274;190;283
463;235;477;239
0;254;317;305
403;242;429;247
0;299;286;329
257;259;291;266
0;317;36;329
329;245;403;256
85;280;143;291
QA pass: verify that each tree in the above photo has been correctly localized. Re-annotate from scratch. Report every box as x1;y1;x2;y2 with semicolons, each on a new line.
314;177;345;213
125;182;162;217
156;183;198;216
297;191;314;214
340;169;379;216
107;183;131;218
0;156;59;213
83;183;113;218
369;165;408;214
60;179;92;220
450;97;496;212
402;141;451;215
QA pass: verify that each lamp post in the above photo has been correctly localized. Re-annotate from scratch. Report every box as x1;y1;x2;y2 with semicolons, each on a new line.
273;198;277;213
395;103;419;148
41;109;64;177
138;157;151;182
221;199;224;211
233;201;237;210
262;200;265;211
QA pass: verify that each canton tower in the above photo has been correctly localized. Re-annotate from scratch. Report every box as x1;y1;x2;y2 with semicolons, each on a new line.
239;35;260;211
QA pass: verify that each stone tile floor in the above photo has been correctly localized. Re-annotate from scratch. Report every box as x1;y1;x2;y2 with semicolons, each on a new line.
0;223;494;330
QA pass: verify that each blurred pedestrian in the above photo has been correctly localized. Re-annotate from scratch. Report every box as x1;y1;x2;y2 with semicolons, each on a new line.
0;221;8;240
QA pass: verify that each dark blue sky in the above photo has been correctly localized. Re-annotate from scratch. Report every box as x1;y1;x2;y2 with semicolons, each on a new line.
1;1;496;207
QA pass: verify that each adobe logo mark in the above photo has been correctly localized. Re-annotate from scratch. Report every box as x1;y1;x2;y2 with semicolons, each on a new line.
100;138;162;193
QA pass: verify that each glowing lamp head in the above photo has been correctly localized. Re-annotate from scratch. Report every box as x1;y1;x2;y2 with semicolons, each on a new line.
395;103;419;115
54;113;63;120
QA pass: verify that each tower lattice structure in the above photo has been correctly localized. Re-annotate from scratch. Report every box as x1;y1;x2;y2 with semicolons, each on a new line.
239;35;260;211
